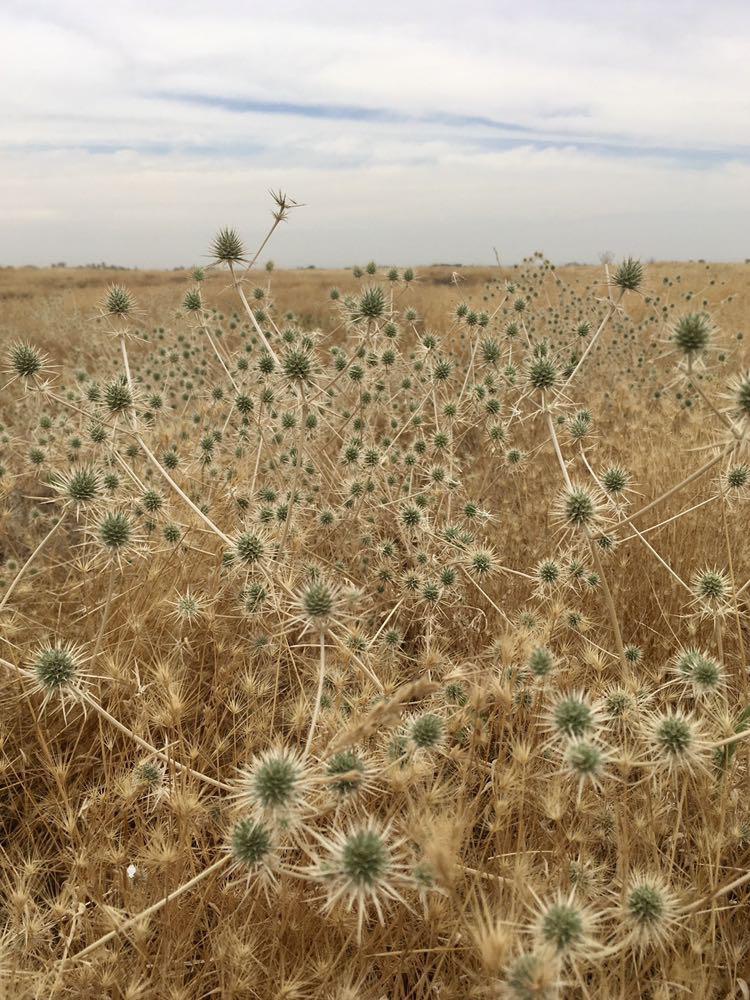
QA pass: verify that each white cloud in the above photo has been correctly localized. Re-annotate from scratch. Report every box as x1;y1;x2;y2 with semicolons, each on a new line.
1;0;748;265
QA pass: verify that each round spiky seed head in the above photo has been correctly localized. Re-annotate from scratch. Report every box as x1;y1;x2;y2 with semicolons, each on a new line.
183;288;202;312
232;531;266;565
8;342;45;379
300;579;334;620
354;286;386;321
672;313;712;356
468;548;494;576
527;356;558;391
554;485;604;529
136;761;164;788
563;738;608;789
537;559;560;585
104;378;133;414
231;817;273;870
331;825;389;890
691;567;730;610
534;895;593;956
622;874;679;948
98;511;133;550
326;750;367;796
725;463;749;489
613;257;644;292
281;348;315;384
529;646;555;678
406;713;445;750
644;708;706;773
210;227;246;264
244;748;305;814
549;693;599;739
33;644;79;690
103;284;135;317
56;466;100;505
601;466;630;495
688;652;723;696
242;582;267;613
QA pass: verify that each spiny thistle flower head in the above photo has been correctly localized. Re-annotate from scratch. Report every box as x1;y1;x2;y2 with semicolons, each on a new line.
7;341;47;380
621;873;680;949
352;286;386;322
183;287;203;312
291;576;348;632
103;377;133;414
562;738;610;792
236;746;308;820
172;589;206;623
31;641;82;692
281;347;316;385
53;465;101;506
97;510;134;551
136;760;164;789
724;463;749;491
537;559;560;586
613;257;644;292
642;708;707;774
527;355;558;391
672;313;712;357
231;529;268;566
528;646;555;678
103;284;135;317
553;484;606;530
601;465;630;495
546;690;603;740
28;640;89;712
467;547;495;577
230;817;273;871
691;567;731;615
673;649;724;697
210;227;246;265
532;892;597;958
311;821;408;937
326;749;368;798
405;712;445;751
604;687;635;720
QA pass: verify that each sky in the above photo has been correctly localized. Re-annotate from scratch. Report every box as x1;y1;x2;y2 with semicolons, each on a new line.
2;0;750;268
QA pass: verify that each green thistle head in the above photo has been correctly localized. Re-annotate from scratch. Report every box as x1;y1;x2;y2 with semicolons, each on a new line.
613;257;644;292
103;284;135;317
33;644;80;690
672;313;711;356
98;511;133;550
8;342;45;379
231;817;272;870
210;227;246;264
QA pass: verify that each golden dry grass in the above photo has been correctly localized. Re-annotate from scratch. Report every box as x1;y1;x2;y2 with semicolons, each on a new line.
0;251;749;998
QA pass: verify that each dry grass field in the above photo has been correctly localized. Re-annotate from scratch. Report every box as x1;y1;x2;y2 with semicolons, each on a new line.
1;234;750;999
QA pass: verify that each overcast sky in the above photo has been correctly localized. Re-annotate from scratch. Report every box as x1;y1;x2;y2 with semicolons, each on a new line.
2;0;749;267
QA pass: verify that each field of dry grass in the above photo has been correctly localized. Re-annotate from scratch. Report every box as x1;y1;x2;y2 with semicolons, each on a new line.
1;242;750;999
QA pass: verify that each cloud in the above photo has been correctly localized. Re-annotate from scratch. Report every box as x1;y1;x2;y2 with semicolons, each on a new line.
1;0;748;264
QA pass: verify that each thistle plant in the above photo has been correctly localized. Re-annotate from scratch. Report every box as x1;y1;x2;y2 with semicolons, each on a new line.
3;209;750;997
310;821;409;938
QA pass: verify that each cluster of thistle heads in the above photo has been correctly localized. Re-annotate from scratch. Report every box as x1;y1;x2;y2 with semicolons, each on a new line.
2;221;750;996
